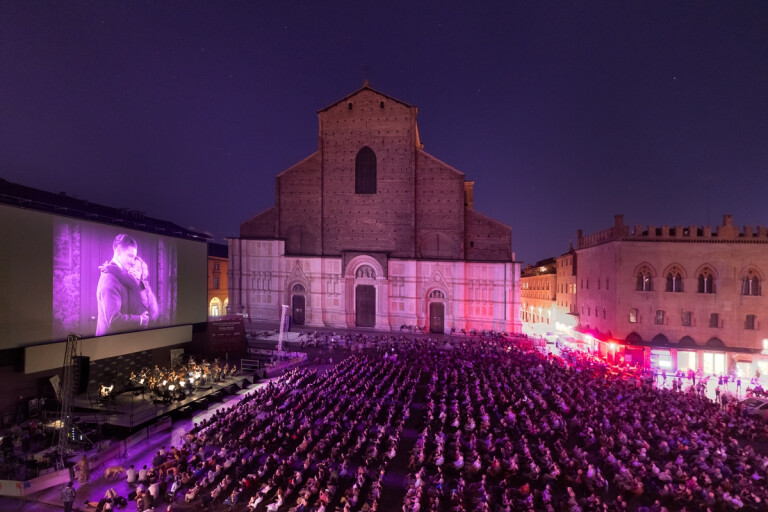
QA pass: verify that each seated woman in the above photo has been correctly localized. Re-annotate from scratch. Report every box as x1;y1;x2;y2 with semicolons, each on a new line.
184;481;203;503
265;488;284;512
453;452;465;471
223;487;241;507
247;491;265;511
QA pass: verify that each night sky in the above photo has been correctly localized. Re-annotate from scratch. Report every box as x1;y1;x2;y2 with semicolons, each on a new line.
2;1;767;265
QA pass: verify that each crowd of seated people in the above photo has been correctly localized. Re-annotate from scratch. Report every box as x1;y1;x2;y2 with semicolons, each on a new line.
105;333;768;512
168;354;424;512
125;358;238;401
399;341;768;511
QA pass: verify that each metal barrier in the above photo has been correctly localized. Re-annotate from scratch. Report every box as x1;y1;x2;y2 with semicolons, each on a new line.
240;358;263;375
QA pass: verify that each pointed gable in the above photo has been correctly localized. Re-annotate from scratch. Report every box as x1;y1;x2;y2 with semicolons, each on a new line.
317;80;413;113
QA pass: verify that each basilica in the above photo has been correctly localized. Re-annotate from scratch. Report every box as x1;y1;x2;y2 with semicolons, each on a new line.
228;83;521;333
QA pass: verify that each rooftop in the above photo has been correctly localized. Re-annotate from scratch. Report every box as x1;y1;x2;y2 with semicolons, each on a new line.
0;178;209;242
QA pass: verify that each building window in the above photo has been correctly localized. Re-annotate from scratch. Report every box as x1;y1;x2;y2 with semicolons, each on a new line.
709;313;719;328
666;272;683;292
598;278;601;290
655;310;665;325
697;268;715;294
606;278;609;290
636;266;653;291
682;311;692;327
213;276;220;290
602;307;606;319
636;272;652;291
355;146;377;194
746;314;757;330
629;308;638;323
742;271;761;296
214;263;220;271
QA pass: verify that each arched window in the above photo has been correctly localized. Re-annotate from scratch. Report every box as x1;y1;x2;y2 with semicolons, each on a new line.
666;271;683;292
429;290;445;299
355;146;376;194
209;297;222;317
292;283;306;293
742;270;761;296
697;268;715;294
636;268;653;291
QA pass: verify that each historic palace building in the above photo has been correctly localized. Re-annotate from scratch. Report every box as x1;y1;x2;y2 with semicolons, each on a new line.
575;214;768;378
520;258;557;336
208;243;229;318
228;83;521;333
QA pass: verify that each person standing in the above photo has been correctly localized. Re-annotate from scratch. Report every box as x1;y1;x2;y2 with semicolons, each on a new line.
61;481;76;512
75;454;90;485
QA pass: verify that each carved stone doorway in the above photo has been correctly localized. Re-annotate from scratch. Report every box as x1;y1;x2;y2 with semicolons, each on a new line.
429;302;445;333
291;295;305;325
355;285;376;327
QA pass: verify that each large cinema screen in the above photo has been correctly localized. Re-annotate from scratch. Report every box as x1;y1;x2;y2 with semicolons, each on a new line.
0;204;207;350
52;219;179;339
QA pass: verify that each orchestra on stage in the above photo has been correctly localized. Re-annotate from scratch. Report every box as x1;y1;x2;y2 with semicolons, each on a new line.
99;358;237;403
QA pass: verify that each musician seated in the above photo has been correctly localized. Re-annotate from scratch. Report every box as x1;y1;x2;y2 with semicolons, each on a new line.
99;385;115;401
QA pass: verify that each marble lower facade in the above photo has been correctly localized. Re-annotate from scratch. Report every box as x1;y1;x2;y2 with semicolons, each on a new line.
228;239;522;334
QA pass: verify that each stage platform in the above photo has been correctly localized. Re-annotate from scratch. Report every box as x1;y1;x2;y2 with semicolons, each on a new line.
67;374;253;430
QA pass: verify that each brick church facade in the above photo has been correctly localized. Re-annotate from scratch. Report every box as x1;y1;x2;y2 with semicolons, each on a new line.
229;83;521;333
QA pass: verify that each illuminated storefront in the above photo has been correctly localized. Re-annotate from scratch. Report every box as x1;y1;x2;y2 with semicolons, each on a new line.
677;350;697;371
702;352;726;375
650;349;673;370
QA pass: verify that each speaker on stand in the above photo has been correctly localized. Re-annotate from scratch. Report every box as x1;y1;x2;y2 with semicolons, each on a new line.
72;356;90;395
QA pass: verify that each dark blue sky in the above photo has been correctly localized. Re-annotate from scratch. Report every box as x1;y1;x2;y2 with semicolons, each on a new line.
2;1;767;264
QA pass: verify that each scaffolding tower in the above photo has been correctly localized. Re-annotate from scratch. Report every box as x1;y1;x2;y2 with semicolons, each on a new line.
277;304;289;354
56;333;80;469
